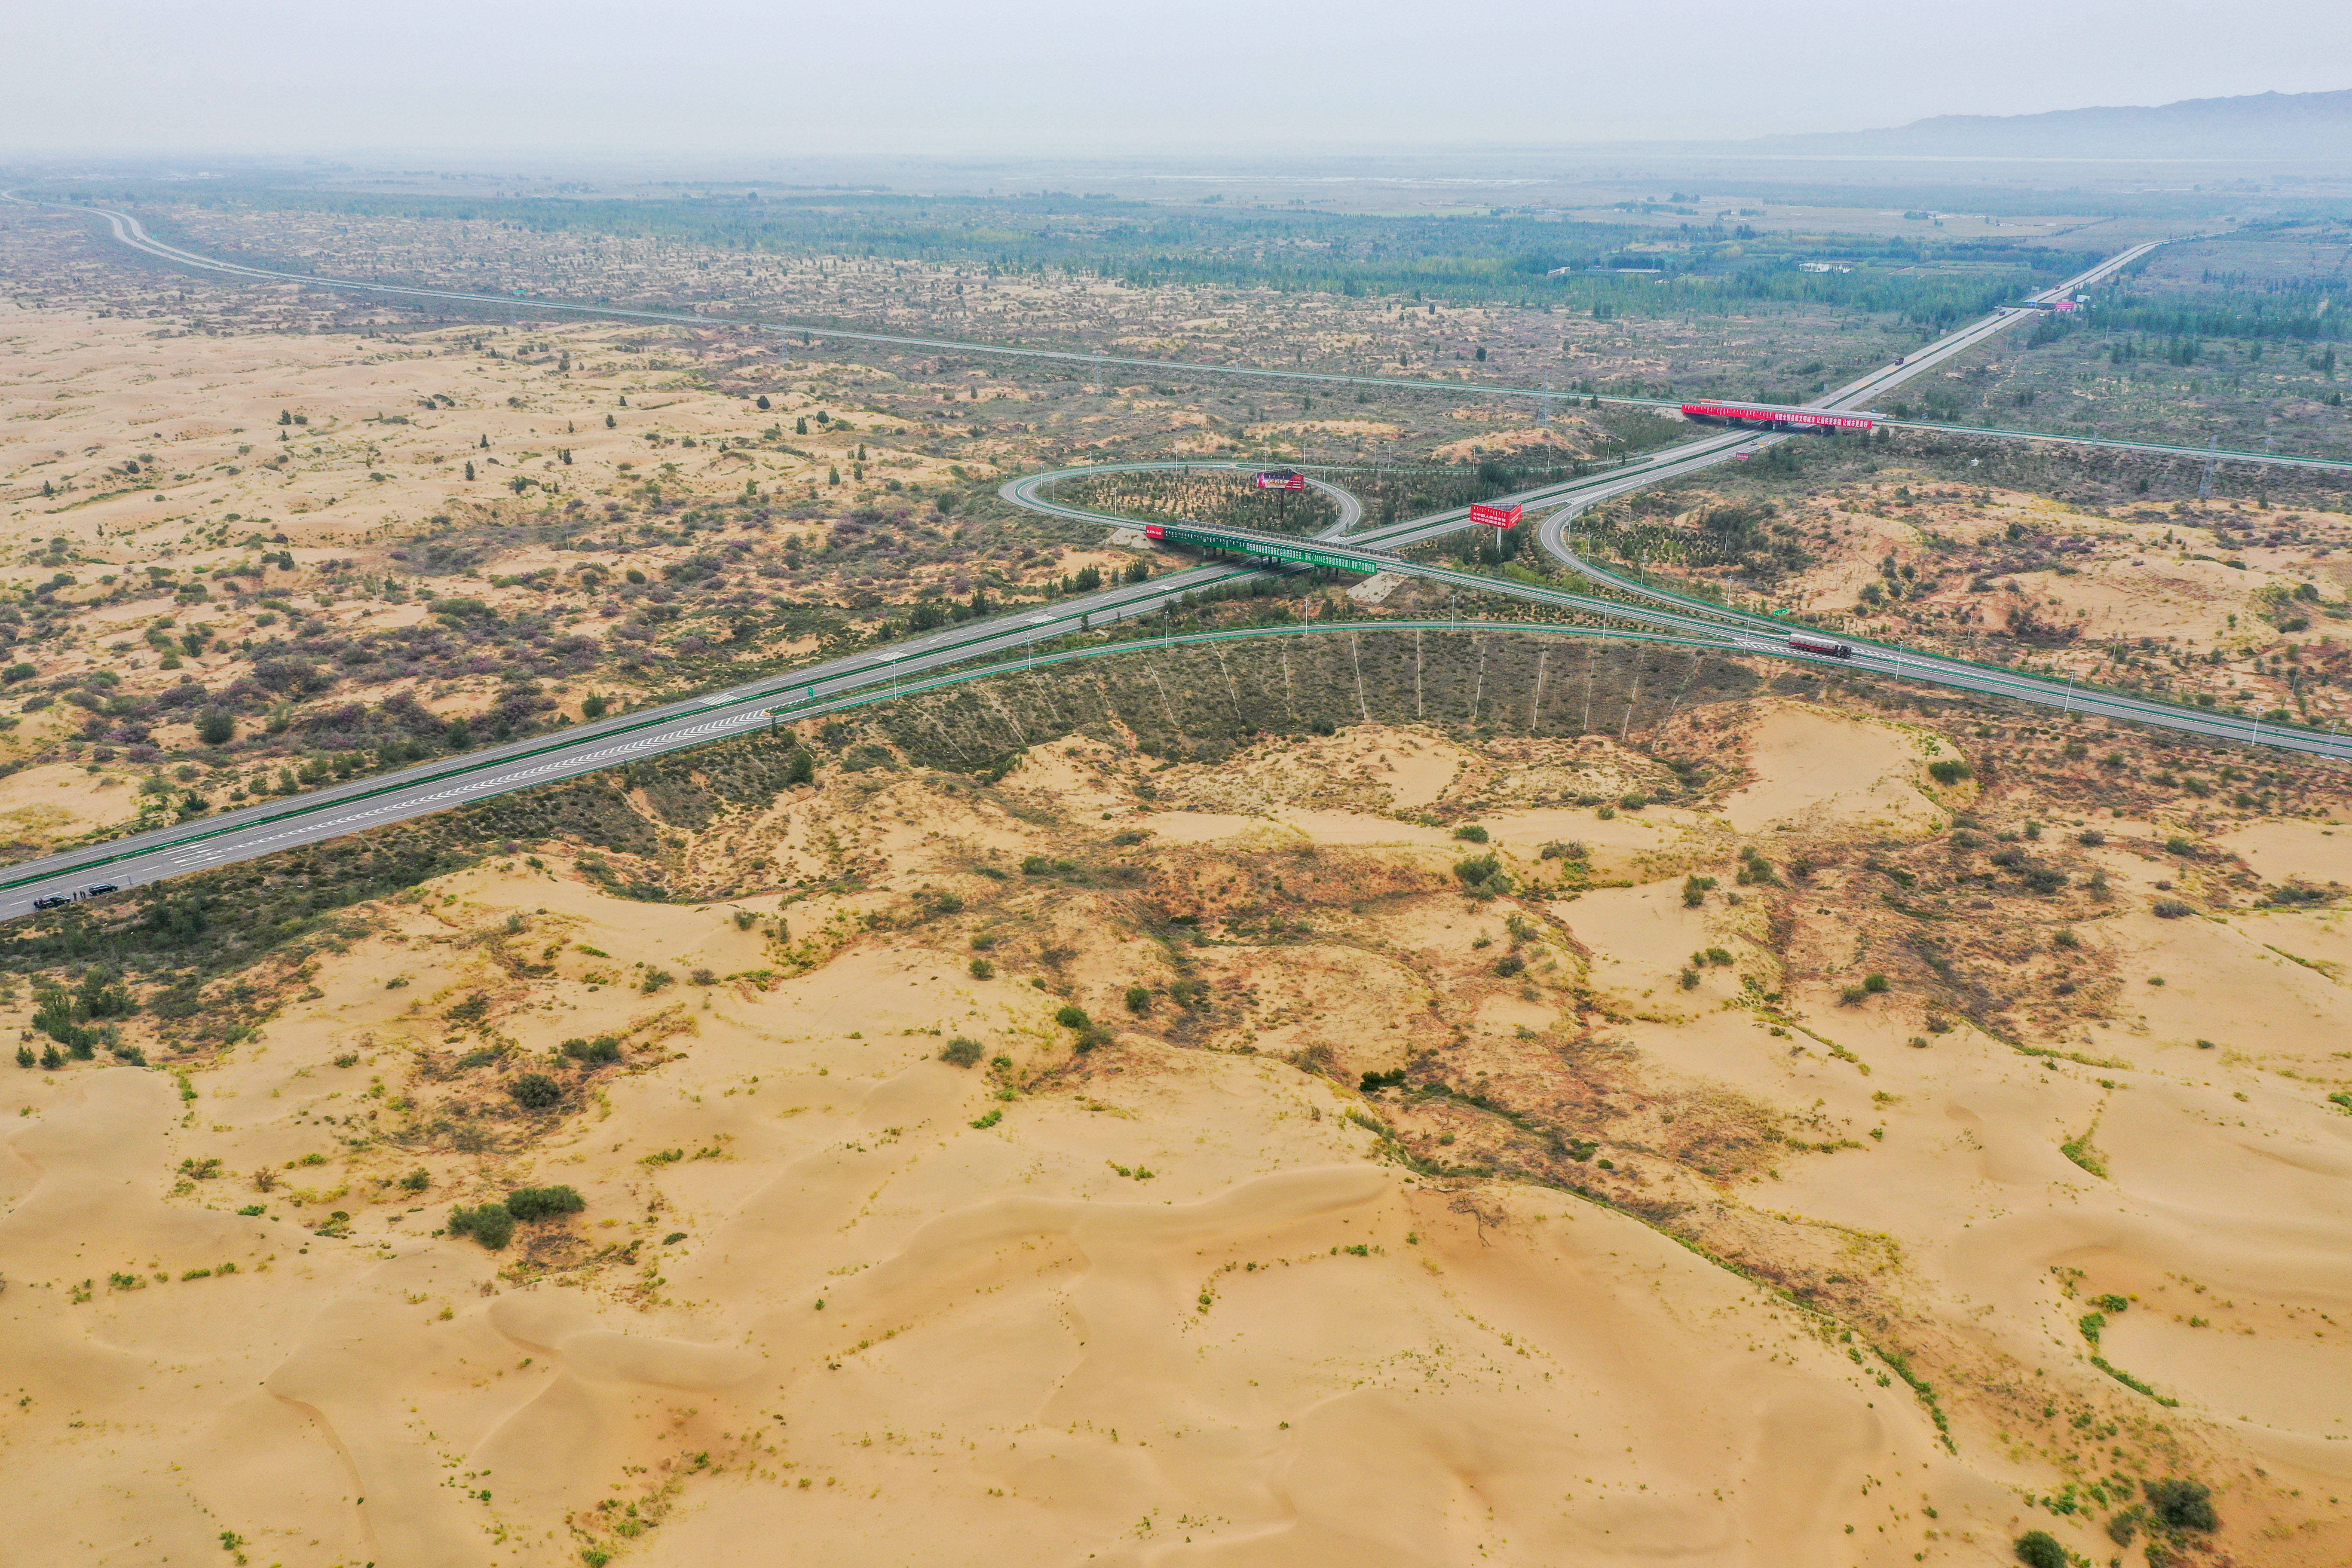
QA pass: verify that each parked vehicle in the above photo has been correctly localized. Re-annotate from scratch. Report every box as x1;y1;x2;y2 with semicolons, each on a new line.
29;883;118;911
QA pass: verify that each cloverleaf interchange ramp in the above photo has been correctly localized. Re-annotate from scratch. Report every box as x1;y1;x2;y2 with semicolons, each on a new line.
0;214;2344;917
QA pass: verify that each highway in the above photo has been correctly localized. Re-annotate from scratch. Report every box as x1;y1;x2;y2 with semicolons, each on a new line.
1033;490;2352;766
0;222;2342;917
8;193;2348;478
991;238;2352;766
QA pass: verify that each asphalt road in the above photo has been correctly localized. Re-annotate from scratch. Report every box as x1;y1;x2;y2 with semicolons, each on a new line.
10;194;2347;477
997;239;2352;766
0;553;1250;915
0;436;1770;917
0;228;2340;919
1042;484;2352;766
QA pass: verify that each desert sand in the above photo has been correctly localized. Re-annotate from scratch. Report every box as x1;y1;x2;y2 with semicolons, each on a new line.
0;301;943;572
3;695;2346;1568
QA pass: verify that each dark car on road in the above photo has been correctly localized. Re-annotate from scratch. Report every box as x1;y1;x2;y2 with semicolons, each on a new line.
30;884;117;910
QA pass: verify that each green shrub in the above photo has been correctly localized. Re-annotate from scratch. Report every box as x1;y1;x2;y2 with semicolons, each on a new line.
968;957;995;980
1124;985;1152;1014
2145;1477;2217;1532
1054;1004;1090;1030
1452;824;1489;843
561;1035;623;1066
640;968;675;993
2012;1530;2065;1568
399;1168;431;1192
1927;760;1972;787
940;1037;984;1068
1453;854;1511;899
1681;875;1717;908
1862;973;1889;994
509;1073;563;1110
32;986;102;1054
505;1185;585;1223
449;1204;515;1250
2151;898;2193;919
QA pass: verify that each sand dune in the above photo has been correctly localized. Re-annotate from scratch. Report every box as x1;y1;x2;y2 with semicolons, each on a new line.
4;698;2348;1568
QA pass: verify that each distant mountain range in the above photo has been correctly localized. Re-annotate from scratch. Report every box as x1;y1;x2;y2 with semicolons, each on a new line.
1755;88;2352;160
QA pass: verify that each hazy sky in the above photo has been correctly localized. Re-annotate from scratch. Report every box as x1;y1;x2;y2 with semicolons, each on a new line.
7;0;2346;158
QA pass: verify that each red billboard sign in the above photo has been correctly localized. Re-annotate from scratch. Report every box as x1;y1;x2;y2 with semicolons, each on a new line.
1679;401;1875;432
1255;470;1307;492
1470;502;1523;530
